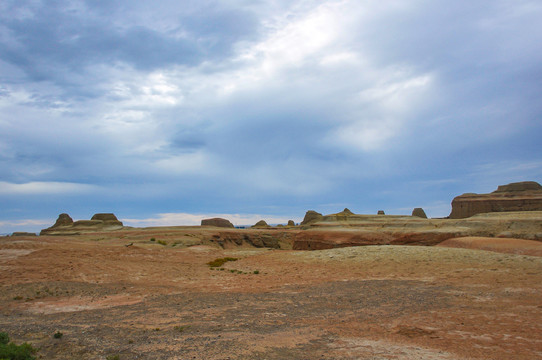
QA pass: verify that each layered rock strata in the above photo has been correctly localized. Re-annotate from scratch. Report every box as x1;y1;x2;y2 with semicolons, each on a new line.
449;181;542;219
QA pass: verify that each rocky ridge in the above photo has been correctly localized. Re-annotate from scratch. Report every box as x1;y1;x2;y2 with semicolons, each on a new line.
449;181;542;219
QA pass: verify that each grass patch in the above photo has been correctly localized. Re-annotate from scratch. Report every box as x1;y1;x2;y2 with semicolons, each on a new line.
0;332;37;360
173;325;190;333
157;240;167;246
207;257;238;268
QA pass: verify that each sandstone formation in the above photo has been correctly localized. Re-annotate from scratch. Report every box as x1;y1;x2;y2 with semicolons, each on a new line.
252;220;269;228
287;220;295;227
300;210;323;225
449;181;542;219
201;218;234;228
91;213;123;227
412;208;427;218
40;213;124;235
321;208;357;222
53;213;74;227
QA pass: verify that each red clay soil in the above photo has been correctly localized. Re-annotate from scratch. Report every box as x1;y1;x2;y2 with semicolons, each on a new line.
1;232;542;359
438;236;542;257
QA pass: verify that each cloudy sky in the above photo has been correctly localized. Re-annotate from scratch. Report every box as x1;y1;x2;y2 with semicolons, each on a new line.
1;0;542;233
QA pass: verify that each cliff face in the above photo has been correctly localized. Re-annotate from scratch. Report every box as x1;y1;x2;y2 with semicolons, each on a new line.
449;181;542;219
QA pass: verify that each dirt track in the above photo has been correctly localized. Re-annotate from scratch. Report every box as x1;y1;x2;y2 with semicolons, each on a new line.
1;233;542;359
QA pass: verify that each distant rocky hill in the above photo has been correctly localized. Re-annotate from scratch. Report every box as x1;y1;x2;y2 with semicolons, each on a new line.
449;181;542;219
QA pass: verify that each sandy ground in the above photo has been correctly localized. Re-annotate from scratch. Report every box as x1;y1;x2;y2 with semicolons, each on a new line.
1;232;542;359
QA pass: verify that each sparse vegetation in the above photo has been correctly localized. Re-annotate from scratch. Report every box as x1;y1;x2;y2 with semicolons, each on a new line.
106;355;120;360
0;332;37;360
173;325;190;333
150;238;156;242
12;296;22;301
253;270;259;274
53;331;63;339
207;257;238;268
157;240;167;246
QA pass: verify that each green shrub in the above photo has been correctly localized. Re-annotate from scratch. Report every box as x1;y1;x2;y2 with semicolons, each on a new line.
157;240;167;246
150;238;156;242
53;332;63;339
0;334;37;360
207;257;238;268
253;270;260;274
106;355;120;360
0;333;8;345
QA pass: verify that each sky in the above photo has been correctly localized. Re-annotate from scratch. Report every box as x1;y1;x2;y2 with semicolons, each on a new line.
1;0;542;233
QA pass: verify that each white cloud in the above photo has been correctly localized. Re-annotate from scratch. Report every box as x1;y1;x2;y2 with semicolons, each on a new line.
122;212;301;227
0;181;99;195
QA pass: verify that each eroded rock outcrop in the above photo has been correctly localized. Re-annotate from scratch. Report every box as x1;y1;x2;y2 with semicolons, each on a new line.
300;210;323;225
449;181;542;219
412;208;427;218
201;218;234;228
252;220;269;228
41;213;124;235
287;220;296;227
91;213;123;227
53;213;74;227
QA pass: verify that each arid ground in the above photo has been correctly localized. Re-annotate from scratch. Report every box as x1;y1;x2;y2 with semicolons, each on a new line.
1;228;542;359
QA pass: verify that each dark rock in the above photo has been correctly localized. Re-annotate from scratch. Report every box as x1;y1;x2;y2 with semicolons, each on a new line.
412;208;427;218
201;218;234;228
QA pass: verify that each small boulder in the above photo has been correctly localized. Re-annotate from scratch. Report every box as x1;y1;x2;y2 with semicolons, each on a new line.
300;210;323;225
201;218;234;228
412;208;428;218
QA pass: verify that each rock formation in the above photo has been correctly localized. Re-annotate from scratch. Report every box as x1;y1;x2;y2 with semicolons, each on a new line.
449;181;542;219
287;220;296;227
412;208;427;218
300;210;323;225
40;213;124;235
252;220;269;228
201;218;234;228
52;213;74;227
91;213;123;227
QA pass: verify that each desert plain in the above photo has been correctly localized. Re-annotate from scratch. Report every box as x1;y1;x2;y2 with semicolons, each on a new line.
1;207;542;360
